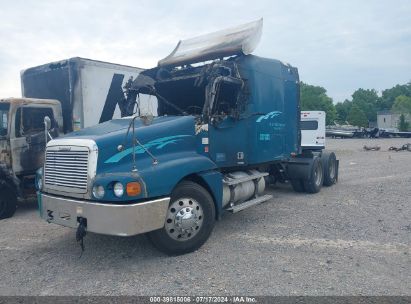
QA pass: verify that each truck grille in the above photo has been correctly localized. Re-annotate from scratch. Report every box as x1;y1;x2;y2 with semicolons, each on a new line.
45;147;89;193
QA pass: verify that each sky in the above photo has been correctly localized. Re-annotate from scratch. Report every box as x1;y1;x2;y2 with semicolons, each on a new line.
0;0;410;103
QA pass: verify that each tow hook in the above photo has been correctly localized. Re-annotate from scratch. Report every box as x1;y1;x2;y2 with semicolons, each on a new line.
76;217;87;257
46;210;54;222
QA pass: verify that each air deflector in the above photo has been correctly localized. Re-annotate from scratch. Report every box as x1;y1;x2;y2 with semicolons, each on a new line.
158;18;263;67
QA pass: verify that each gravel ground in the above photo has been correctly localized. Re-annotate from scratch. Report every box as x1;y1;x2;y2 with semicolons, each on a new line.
0;138;410;296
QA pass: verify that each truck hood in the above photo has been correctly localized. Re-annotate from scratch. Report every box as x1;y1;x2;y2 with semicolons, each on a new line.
58;115;197;174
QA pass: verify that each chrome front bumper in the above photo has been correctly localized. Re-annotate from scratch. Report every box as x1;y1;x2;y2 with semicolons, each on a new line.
39;193;170;236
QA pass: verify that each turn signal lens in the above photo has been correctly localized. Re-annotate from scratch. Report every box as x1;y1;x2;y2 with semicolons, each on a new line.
126;182;141;196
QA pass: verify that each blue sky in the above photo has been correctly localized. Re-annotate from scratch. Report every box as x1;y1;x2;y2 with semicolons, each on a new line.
1;0;410;102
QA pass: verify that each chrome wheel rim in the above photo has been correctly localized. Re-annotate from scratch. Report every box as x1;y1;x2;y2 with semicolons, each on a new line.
329;159;336;179
314;164;323;186
165;198;204;241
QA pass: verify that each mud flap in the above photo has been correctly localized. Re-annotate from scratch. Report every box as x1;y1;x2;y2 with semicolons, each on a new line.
286;157;314;181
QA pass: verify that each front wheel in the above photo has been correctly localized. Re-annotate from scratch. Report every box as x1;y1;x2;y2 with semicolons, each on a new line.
147;181;215;255
0;186;17;220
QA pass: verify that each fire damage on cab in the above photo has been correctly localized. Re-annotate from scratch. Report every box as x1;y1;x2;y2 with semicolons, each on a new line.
121;58;249;129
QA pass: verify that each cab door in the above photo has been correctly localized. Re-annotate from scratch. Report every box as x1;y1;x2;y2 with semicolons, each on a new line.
207;77;247;168
10;105;55;175
0;103;11;167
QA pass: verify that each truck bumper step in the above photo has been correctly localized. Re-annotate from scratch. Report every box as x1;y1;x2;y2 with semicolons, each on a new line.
225;194;272;213
39;193;170;236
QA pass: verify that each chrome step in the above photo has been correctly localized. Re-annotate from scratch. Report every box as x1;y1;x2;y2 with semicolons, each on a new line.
223;172;268;186
225;194;272;213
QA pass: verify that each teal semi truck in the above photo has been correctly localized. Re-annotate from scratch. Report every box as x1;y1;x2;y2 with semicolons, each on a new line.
36;19;338;255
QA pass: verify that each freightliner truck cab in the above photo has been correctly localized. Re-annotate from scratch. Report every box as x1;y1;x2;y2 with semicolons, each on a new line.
37;19;338;255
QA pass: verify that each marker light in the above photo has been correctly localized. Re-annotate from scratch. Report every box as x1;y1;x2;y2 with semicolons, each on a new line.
126;182;141;196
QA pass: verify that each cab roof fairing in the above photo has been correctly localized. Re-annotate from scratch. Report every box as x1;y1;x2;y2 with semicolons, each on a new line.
0;97;61;106
158;18;263;68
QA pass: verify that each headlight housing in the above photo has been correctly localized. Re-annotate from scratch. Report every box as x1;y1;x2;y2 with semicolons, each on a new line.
113;182;124;197
92;185;105;199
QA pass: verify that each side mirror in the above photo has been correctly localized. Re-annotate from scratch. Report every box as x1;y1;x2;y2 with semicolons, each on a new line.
44;116;52;143
44;116;51;131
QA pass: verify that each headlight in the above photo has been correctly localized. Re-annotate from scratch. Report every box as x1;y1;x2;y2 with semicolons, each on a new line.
113;182;124;197
92;185;105;199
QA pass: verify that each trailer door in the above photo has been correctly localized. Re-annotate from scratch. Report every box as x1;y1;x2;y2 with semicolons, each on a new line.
300;111;325;149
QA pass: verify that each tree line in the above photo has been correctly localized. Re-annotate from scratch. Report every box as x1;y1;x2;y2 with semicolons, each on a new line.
300;82;411;130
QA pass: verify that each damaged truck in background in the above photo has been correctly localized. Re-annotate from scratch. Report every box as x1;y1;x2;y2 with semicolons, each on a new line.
0;59;144;219
0;98;61;219
36;19;339;255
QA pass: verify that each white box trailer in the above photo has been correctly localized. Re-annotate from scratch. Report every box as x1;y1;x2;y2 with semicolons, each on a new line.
20;57;146;133
300;111;326;150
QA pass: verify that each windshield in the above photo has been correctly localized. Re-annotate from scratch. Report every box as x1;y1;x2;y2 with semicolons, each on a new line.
0;103;10;137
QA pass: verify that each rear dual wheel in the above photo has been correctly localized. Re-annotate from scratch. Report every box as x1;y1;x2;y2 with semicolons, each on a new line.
321;151;337;186
290;152;337;193
303;157;324;193
290;157;323;194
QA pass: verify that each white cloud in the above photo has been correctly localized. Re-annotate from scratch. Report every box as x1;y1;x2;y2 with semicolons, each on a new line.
0;0;410;102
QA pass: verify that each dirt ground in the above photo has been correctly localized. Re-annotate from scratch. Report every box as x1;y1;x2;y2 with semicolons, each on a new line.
0;138;410;296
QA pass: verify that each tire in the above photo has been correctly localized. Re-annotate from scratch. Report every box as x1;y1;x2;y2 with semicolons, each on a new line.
321;151;337;186
147;181;216;255
0;186;17;220
290;179;305;192
303;157;323;194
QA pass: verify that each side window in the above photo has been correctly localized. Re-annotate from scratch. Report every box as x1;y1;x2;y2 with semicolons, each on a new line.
212;78;244;118
0;103;10;137
0;113;8;136
15;107;54;137
300;120;318;130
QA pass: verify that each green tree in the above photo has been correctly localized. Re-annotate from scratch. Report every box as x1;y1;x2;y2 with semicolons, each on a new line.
335;99;352;123
391;95;411;114
351;88;380;122
398;114;410;131
347;104;368;127
300;82;336;125
380;82;411;110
